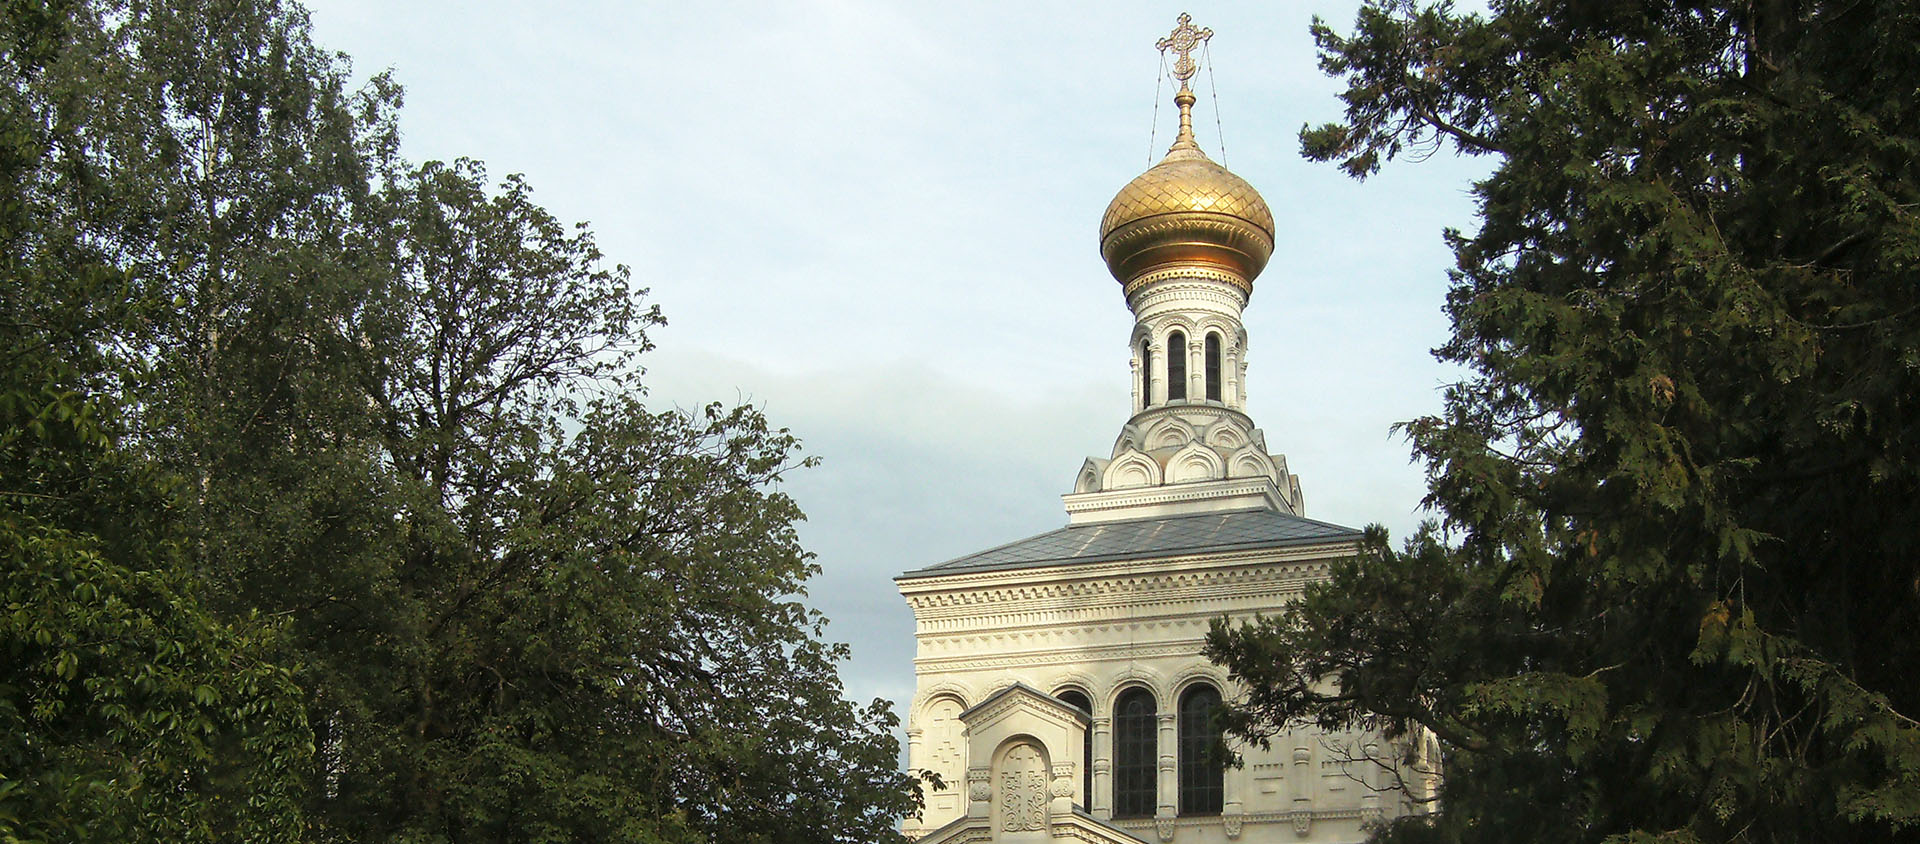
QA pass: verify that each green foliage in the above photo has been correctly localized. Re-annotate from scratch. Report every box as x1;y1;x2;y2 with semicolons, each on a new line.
1209;2;1920;842
0;303;313;842
4;0;921;840
2;2;313;839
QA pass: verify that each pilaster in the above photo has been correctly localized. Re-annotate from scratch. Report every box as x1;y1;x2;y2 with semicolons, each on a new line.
1092;716;1114;818
1156;712;1178;819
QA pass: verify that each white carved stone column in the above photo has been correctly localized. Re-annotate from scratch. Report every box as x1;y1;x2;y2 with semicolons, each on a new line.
1157;712;1178;820
966;766;992;819
1223;737;1245;838
1289;744;1314;836
903;727;926;837
1238;358;1249;407
1226;347;1242;408
1091;716;1113;819
1131;354;1143;413
1051;762;1077;818
1361;741;1384;821
1150;342;1165;408
1188;342;1203;403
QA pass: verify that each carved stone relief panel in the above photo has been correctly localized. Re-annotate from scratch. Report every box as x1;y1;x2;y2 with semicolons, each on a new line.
999;743;1048;832
925;696;966;813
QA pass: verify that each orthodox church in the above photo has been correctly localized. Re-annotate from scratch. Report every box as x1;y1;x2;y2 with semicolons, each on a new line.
895;16;1435;844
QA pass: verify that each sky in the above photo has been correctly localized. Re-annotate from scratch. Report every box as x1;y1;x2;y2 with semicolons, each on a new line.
299;0;1491;713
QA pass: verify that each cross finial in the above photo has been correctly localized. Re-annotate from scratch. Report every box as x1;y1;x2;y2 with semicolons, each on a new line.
1155;13;1212;154
1156;12;1212;93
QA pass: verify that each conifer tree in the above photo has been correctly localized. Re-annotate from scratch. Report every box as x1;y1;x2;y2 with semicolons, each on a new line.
1207;2;1920;841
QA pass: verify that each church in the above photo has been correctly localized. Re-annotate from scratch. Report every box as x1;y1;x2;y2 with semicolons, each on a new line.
895;15;1436;844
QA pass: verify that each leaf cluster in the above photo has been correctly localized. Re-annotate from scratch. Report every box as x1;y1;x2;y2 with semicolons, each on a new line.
3;1;922;841
1210;2;1920;842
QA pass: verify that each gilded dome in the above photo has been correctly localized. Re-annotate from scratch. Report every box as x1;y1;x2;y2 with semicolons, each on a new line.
1099;95;1274;292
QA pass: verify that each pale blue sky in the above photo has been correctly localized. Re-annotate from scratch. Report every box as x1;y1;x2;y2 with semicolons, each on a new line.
302;1;1490;711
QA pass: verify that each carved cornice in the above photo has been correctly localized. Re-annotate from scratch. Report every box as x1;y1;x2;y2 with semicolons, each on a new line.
914;639;1206;672
1128;276;1248;312
1111;806;1370;831
911;592;1307;643
917;621;1226;662
1123;403;1253;430
1062;477;1284;520
904;558;1334;620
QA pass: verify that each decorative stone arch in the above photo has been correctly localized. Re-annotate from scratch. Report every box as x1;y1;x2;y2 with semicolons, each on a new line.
1226;445;1278;484
1150;313;1199;341
1205;418;1251;450
1169;665;1231;703
1103;449;1162;490
1130;321;1155;348
1047;671;1102;713
1160;320;1200;350
1159;319;1199;404
991;735;1055;834
1074;457;1108;494
1166;441;1225;484
992;734;1054;768
1143;415;1197;451
916;687;973;812
1192;316;1236;343
912;682;974;727
1190;322;1231;404
1101;664;1170;709
1109;424;1141;457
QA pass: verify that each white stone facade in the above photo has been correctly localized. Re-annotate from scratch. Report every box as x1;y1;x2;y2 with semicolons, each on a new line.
898;533;1435;844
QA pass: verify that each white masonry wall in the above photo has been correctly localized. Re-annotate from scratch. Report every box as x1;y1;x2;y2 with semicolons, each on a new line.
898;540;1436;844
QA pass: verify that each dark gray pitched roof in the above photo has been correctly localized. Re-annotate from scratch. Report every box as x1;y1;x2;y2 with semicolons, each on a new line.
899;508;1363;579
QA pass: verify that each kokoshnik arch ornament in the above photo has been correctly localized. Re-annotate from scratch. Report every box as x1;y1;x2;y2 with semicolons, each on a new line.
895;13;1441;844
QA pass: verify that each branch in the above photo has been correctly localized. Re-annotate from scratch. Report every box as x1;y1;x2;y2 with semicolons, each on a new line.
1416;106;1504;154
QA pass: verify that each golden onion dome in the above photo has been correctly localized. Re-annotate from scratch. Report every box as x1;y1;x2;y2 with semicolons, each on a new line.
1100;90;1274;293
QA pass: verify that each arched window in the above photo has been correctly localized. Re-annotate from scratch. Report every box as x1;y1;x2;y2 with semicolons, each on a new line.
1167;331;1187;401
1140;339;1153;408
1113;687;1157;818
1178;684;1224;816
1205;333;1222;402
1055;689;1093;807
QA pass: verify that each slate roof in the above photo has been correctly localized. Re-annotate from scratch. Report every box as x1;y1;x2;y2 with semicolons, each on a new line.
899;508;1363;579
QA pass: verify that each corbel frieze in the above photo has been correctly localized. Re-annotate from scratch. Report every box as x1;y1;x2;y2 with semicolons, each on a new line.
904;560;1332;617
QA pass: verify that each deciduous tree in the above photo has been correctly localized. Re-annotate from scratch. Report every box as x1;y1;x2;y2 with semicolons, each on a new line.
4;2;922;840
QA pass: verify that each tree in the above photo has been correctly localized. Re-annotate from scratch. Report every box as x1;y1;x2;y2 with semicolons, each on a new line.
1206;2;1920;842
303;157;923;842
2;5;311;838
4;1;922;840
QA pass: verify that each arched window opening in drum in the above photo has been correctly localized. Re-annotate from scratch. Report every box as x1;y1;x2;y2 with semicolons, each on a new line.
1113;688;1157;818
1205;332;1222;402
1167;331;1188;401
1140;339;1153;408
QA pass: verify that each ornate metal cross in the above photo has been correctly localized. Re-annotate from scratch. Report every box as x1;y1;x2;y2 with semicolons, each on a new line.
1156;13;1212;90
